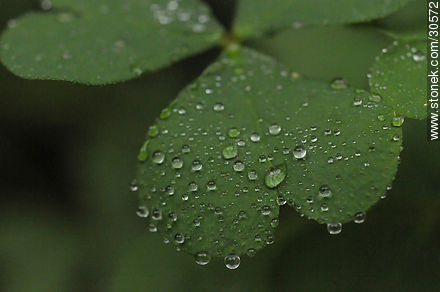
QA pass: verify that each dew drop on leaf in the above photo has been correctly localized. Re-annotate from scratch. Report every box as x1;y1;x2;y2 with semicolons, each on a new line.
293;145;307;159
318;185;332;198
195;251;211;265
136;206;149;218
224;254;240;270
265;164;286;189
327;222;342;234
222;144;238;159
171;157;183;169
330;78;348;90
354;211;366;224
152;151;165;164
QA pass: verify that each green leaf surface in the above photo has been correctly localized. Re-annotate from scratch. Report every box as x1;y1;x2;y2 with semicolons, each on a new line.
136;46;402;260
0;0;223;85
370;40;428;119
234;0;412;39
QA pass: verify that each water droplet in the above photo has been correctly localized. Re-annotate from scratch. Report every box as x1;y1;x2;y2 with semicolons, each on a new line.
182;144;191;153
353;98;363;106
151;209;162;220
377;114;385;121
152;151;165;164
247;170;258;181
233;161;245;172
148;125;159;137
228;128;240;138
136;206;149;218
261;205;272;215
293;145;307;159
181;194;189;201
137;140;149;162
354;212;366;224
268;124;281;135
222;145;238;160
192;160;203;171
318;185;332;198
247;248;256;257
412;50;426;62
174;233;185;244
224;254;240;270
277;195;287;206
130;180;138;192
171;157;183;169
188;182;198;192
250;133;261;142
265;164;286;189
392;116;404;127
160;107;172;119
330;78;348;90
369;95;382;103
206;181;217;191
213;103;224;112
195;252;210;265
327;223;342;234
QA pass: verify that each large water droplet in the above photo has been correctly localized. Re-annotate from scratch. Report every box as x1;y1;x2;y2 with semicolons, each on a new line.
224;254;240;270
228;128;240;138
222;145;238;160
171;157;183;169
327;223;342;234
195;251;210;265
152;151;165;164
293;145;307;159
265;164;286;189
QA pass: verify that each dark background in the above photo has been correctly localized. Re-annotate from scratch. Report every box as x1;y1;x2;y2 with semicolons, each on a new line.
0;0;439;291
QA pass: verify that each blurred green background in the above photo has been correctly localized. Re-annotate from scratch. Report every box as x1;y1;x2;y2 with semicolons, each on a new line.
0;0;438;291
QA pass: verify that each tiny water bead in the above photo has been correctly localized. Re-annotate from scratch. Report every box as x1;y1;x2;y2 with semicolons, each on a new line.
224;254;240;270
171;157;183;169
152;151;165;164
233;161;245;172
130;180;138;192
268;124;281;135
228;128;240;138
327;223;342;234
353;97;363;106
354;212;366;224
265;165;286;189
136;206;149;218
412;50;426;62
192;160;203;171
293;145;307;159
206;181;217;191
392;116;404;127
222;145;238;160
195;252;211;265
330;78;348;90
250;133;261;142
318;185;332;198
261;205;272;215
213;103;225;112
174;233;185;244
247;170;258;181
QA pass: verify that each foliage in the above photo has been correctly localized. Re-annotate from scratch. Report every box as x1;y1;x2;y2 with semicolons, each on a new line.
0;0;428;268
